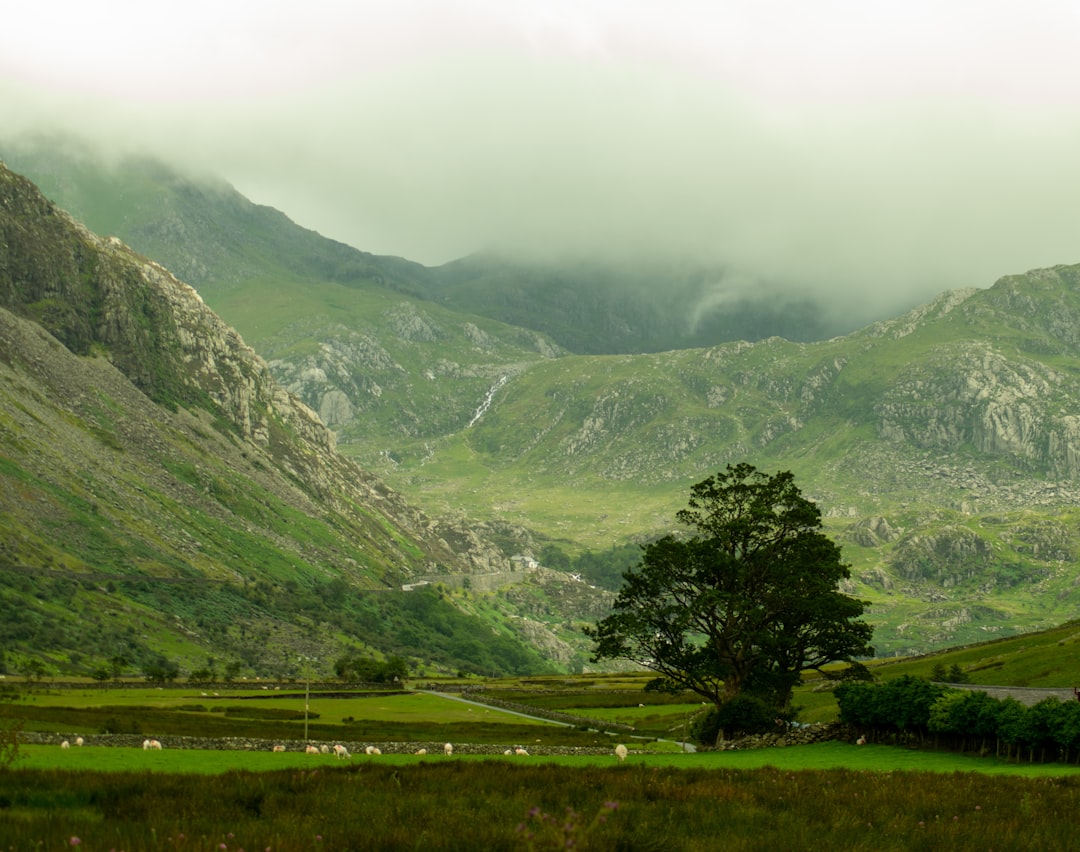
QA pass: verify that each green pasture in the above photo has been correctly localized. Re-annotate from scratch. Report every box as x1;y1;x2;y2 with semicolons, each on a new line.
8;687;553;726
14;740;1080;777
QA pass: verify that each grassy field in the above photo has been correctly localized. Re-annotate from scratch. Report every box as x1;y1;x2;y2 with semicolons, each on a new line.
6;669;1080;850
4;747;1080;850
12;740;1080;777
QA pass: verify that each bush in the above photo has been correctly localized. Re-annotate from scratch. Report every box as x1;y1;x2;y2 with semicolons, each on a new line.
691;694;780;746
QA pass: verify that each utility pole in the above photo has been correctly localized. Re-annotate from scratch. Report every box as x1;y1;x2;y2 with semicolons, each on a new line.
300;656;316;741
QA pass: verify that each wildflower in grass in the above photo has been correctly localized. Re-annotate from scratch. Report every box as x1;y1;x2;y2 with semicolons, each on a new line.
518;801;621;849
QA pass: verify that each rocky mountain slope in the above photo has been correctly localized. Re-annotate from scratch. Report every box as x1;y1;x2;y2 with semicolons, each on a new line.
6;138;1080;660
0;161;604;679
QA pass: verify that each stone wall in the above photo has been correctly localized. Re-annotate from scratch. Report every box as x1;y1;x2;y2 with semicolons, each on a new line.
713;723;847;751
19;731;624;756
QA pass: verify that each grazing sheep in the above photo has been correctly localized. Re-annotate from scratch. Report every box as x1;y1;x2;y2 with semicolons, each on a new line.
365;745;382;755
74;736;84;747
333;743;351;760
443;742;453;756
414;748;427;755
61;740;70;749
272;744;286;753
306;745;320;755
504;749;513;756
614;744;628;763
856;735;866;746
143;739;163;750
320;744;330;754
514;747;529;756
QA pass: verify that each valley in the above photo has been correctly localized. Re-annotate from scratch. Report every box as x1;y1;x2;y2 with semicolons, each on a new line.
2;138;1080;676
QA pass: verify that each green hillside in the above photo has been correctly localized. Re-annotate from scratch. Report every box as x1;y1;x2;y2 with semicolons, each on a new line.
0;161;580;681
6;137;1080;661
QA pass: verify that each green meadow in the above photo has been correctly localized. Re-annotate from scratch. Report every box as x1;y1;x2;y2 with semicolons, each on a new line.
4;670;1080;850
3;749;1080;850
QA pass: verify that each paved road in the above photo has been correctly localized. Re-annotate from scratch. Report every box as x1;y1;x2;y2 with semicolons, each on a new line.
946;684;1079;707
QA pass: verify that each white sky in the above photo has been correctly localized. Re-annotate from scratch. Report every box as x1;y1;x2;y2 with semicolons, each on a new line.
4;1;1080;316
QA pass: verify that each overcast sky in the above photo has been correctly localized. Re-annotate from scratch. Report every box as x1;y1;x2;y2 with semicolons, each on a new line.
4;1;1080;317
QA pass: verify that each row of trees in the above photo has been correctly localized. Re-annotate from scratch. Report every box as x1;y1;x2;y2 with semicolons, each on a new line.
837;676;1080;763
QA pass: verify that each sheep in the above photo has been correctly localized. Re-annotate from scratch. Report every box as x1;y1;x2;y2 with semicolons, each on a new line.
514;747;529;756
414;748;427;755
333;743;351;760
61;740;70;749
272;744;286;753
74;736;84;747
305;745;320;755
856;735;867;746
143;739;163;750
504;749;513;756
365;745;382;755
443;742;453;756
614;744;628;763
320;744;330;754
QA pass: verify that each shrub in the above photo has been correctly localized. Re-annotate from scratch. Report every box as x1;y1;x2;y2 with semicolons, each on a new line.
692;694;780;745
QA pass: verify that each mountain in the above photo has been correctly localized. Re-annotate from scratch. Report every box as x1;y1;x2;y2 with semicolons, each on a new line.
6;136;1080;661
0;160;612;680
422;252;857;354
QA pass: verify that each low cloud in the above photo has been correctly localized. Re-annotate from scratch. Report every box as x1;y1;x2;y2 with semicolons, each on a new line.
4;2;1080;326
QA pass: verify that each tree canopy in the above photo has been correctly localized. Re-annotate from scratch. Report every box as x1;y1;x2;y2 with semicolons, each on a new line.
586;463;873;710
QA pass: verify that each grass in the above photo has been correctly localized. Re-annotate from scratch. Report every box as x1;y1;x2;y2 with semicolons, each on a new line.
13;740;1080;777
4;749;1080;850
7;673;1080;849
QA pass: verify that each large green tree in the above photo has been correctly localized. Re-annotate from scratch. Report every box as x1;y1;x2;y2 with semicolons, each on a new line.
587;463;873;710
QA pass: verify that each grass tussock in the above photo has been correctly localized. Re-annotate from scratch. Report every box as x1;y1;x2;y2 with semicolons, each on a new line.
2;761;1079;850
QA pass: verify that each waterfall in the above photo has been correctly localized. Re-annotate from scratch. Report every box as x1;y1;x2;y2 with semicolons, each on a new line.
468;375;509;427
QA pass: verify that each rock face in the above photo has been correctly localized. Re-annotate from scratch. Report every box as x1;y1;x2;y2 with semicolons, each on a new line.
875;342;1080;477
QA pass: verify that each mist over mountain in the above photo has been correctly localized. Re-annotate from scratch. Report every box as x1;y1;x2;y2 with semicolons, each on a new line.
0;135;920;356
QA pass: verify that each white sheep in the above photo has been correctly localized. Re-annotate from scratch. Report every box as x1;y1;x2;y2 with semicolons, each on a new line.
504;749;513;756
414;748;427;755
74;736;84;747
365;745;381;755
143;739;162;750
320;744;330;754
514;747;529;756
443;742;453;756
60;740;70;749
614;744;628;763
333;743;351;760
272;744;286;753
856;735;866;746
306;745;320;754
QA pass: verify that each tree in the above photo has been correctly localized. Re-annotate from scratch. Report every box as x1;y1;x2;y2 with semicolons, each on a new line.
586;463;873;711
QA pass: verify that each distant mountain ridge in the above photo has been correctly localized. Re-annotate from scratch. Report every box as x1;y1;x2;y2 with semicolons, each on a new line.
0;135;873;354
